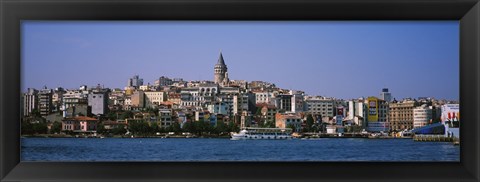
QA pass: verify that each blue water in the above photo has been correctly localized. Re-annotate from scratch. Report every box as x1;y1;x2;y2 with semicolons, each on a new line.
21;138;460;161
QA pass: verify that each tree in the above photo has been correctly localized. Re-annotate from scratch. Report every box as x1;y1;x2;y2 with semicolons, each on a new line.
227;121;239;133
31;109;41;118
21;120;34;135
157;126;166;134
112;126;127;135
306;114;315;132
255;107;262;116
214;121;227;134
183;121;197;134
107;112;118;121
120;111;134;120
97;123;107;135
171;122;181;134
50;121;62;134
287;124;296;133
32;122;48;134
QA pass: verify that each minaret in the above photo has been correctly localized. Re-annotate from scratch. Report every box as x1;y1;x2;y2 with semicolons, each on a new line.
214;52;228;85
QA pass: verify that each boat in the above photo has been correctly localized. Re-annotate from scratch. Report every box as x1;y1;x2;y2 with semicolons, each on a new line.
230;127;293;140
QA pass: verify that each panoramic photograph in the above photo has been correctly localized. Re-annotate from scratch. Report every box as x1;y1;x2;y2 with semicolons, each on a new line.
21;21;460;161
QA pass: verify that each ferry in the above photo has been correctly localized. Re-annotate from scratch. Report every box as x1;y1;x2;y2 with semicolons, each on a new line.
230;127;293;140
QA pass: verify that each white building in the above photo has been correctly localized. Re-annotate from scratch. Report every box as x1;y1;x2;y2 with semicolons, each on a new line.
441;104;460;123
290;90;304;113
346;99;367;126
254;91;277;105
23;88;38;116
144;91;167;108
413;104;433;128
139;84;154;91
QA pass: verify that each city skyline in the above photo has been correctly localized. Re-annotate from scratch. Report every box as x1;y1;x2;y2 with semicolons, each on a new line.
22;21;459;100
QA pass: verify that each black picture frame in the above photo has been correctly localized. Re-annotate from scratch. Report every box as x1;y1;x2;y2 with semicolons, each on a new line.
1;0;479;181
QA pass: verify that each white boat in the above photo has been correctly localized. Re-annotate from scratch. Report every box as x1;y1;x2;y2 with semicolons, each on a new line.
230;127;293;140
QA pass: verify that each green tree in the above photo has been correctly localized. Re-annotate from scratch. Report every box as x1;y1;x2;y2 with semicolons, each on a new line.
120;111;134;120
183;121;197;134
32;122;48;134
107;112;118;121
112;126;127;135
214;121;227;134
171;122;181;134
228;121;239;133
306;114;314;132
21;120;34;135
50;121;62;134
97;123;107;135
287;124;296;133
255;107;262;116
157;125;166;134
31;109;41;118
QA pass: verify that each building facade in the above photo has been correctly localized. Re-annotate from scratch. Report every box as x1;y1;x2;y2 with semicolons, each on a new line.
144;91;167;108
380;88;392;102
365;97;389;132
62;116;98;134
23;88;38;116
127;75;143;88
38;86;53;116
346;99;367;126
389;99;418;131
275;113;302;132
304;96;335;117
88;92;108;116
413;104;433;128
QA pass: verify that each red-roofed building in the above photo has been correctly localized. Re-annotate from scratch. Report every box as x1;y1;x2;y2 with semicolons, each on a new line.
62;116;98;133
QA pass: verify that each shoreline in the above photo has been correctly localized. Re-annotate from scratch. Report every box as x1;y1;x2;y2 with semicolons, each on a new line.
21;134;413;139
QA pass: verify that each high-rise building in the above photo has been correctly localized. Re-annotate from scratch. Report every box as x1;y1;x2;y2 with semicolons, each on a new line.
380;88;392;102
214;52;229;86
127;75;144;88
23;88;38;116
38;86;53;116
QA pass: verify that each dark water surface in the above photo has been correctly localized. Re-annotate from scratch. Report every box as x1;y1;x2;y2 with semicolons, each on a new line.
21;138;459;161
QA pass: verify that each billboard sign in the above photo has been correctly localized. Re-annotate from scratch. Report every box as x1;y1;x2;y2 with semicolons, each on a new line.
337;106;344;116
367;97;378;122
441;104;460;123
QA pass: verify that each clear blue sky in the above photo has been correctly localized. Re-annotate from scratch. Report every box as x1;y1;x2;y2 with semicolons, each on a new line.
22;21;459;100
